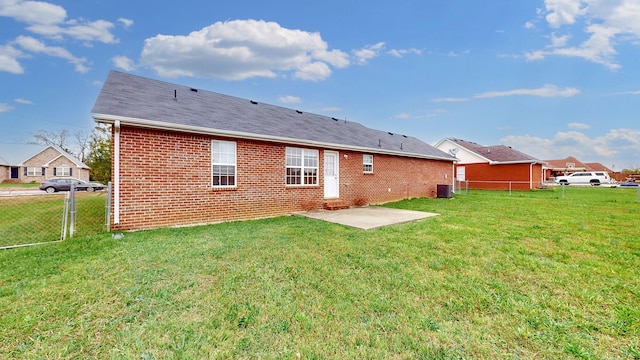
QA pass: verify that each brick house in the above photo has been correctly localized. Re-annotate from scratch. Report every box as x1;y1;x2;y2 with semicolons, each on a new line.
91;71;456;231
0;143;89;183
434;138;545;190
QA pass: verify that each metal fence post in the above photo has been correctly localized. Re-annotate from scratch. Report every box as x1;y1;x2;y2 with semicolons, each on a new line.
69;183;76;238
465;180;469;194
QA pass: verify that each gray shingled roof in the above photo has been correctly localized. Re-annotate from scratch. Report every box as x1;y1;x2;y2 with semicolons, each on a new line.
448;138;542;163
91;71;454;161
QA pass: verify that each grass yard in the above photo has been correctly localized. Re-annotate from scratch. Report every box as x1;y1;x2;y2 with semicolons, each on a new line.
0;192;107;247
0;187;638;359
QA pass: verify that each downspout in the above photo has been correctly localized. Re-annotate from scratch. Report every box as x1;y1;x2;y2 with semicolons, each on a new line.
530;163;533;190
451;162;456;193
113;120;120;224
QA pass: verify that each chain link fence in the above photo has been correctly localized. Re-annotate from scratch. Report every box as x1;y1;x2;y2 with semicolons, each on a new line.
454;180;550;194
0;184;109;249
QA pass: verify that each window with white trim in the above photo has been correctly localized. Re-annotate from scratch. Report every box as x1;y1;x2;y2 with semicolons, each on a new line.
55;165;71;177
212;140;236;188
363;154;373;173
25;167;43;176
286;147;318;185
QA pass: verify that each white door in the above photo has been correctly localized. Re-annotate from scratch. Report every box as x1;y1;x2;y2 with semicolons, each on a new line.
324;151;339;198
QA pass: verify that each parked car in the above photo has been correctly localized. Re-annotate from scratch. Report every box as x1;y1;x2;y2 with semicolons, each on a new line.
554;172;611;186
39;178;105;193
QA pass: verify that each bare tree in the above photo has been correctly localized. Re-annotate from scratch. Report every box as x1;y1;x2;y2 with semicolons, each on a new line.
74;130;91;162
31;129;92;161
30;129;73;154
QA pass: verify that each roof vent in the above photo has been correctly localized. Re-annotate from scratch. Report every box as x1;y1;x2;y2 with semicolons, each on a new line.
296;110;303;114
332;117;339;121
190;88;198;92
250;100;258;105
402;135;408;138
388;132;394;135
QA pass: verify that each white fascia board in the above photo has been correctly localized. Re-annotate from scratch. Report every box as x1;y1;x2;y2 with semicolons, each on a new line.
92;113;456;163
489;160;545;165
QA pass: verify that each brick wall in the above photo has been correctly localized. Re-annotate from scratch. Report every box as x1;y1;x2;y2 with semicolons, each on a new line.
456;163;543;190
337;152;451;204
112;127;452;231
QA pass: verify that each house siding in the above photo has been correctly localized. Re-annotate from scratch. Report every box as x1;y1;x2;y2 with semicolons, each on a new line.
455;163;543;190
21;147;89;183
112;126;451;231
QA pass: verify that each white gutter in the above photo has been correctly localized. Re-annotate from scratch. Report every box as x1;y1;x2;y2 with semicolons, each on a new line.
113;120;120;224
488;160;545;165
91;113;456;163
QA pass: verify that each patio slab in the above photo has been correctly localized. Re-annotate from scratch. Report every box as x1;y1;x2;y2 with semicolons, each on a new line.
295;206;439;230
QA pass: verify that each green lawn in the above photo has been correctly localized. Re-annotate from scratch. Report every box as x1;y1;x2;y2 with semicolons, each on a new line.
0;182;40;189
1;187;638;359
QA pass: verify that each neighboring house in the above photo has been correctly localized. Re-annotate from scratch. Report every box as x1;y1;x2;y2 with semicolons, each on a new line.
434;138;546;190
0;143;89;183
545;157;617;182
91;71;456;231
544;156;590;180
584;162;611;172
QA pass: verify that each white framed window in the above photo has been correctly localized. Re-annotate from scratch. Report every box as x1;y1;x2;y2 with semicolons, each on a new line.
25;167;43;176
363;154;373;173
212;140;236;188
55;165;71;177
286;147;318;186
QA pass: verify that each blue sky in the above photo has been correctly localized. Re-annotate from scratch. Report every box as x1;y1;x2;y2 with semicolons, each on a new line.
1;0;639;170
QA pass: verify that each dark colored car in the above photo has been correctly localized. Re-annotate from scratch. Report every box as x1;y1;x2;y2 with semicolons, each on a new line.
39;178;105;193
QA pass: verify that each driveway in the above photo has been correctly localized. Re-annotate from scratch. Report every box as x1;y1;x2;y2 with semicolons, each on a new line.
296;206;439;230
0;189;53;197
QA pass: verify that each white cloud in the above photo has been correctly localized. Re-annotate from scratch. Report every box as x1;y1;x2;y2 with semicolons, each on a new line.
117;17;133;29
0;0;66;25
528;0;640;70
294;61;331;81
474;84;580;98
13;35;89;72
501;128;640;168
14;98;32;104
432;97;469;103
524;21;535;29
0;44;25;73
613;90;640;95
353;42;385;65
394;109;446;119
278;95;301;104
0;103;15;112
567;122;590;129
388;48;422;58
141;19;350;81
112;55;136;71
0;0;127;72
1;0;120;43
549;32;570;47
544;0;587;28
